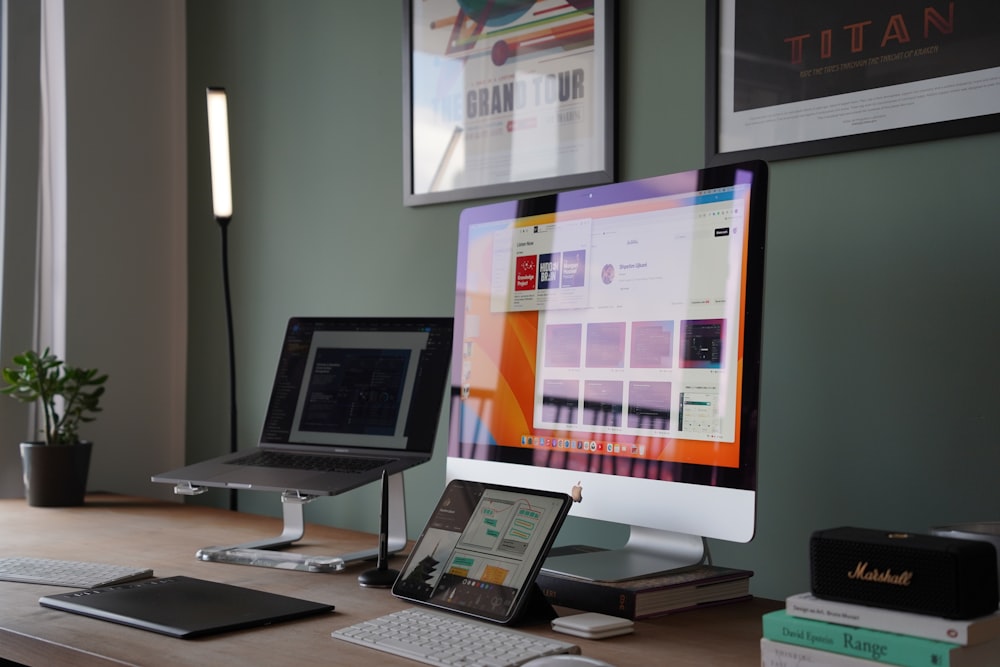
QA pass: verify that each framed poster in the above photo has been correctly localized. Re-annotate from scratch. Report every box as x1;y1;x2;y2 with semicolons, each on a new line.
707;1;1000;164
403;0;615;206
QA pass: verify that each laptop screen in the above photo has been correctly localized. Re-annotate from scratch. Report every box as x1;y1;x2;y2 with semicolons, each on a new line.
260;317;453;453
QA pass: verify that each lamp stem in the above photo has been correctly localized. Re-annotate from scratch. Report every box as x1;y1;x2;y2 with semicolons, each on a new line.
219;217;238;512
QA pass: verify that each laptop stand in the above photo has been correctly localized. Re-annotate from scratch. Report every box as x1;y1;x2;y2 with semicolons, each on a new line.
172;473;408;573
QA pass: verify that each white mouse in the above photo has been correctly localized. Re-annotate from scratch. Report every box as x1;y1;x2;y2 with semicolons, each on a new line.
521;655;615;667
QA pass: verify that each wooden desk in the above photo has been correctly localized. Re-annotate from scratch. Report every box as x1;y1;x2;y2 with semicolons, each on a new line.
0;495;778;666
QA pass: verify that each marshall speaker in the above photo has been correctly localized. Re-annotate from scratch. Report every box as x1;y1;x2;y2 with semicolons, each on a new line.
810;527;999;619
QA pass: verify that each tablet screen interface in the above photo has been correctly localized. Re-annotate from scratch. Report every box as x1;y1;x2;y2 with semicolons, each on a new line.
393;480;570;623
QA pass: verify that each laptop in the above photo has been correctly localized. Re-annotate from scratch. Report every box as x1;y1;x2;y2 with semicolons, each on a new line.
153;316;453;496
40;576;333;638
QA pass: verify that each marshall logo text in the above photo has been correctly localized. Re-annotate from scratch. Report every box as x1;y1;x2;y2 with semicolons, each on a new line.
846;561;914;586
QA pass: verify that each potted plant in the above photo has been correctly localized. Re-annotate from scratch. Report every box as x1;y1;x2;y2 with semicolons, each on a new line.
2;348;108;506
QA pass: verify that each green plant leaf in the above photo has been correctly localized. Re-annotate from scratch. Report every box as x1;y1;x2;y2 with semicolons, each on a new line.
1;348;107;445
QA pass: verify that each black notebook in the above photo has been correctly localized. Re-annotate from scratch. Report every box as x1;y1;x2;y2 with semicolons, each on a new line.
39;576;333;638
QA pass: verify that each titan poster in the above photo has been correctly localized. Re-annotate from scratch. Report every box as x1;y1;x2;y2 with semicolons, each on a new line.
715;0;1000;156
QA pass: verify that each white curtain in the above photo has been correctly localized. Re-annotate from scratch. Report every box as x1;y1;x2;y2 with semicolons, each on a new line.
36;0;66;357
0;3;7;318
0;0;66;495
0;0;187;499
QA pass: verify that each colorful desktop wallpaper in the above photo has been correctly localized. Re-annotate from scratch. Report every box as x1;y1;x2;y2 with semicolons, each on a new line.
452;209;750;479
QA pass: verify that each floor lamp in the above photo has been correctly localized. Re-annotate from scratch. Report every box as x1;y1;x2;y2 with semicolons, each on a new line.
207;87;238;512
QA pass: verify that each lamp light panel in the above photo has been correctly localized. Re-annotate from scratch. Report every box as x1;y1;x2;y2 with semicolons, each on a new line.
206;87;233;220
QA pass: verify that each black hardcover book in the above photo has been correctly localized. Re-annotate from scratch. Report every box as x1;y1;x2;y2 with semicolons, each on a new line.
536;558;753;620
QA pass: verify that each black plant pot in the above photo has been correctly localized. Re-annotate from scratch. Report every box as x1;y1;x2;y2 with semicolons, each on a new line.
19;441;92;507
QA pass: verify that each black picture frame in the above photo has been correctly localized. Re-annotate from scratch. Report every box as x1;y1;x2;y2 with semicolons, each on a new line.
706;1;1000;165
403;0;615;206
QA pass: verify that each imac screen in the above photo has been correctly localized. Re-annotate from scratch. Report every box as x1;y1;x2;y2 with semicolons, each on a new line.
448;160;768;581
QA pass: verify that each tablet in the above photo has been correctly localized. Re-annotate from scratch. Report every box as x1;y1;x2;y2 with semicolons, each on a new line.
392;480;572;625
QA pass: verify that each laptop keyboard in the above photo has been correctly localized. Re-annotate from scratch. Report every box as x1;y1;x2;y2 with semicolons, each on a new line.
233;450;392;474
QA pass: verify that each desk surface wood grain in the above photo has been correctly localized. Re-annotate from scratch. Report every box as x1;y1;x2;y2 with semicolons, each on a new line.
0;494;778;666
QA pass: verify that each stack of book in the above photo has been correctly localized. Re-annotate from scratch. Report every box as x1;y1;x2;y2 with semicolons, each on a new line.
535;562;753;620
761;591;1000;666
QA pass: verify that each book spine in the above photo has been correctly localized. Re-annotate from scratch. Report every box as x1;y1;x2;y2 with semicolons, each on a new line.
535;572;637;619
762;610;957;667
785;593;982;645
761;638;882;666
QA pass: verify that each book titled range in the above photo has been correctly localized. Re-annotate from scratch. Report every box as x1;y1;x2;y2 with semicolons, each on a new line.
762;610;1000;667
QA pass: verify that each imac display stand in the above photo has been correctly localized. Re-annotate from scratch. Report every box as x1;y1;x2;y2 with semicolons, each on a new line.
542;526;707;582
172;473;407;573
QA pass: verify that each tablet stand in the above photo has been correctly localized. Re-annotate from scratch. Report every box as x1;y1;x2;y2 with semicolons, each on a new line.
511;583;559;627
172;473;408;573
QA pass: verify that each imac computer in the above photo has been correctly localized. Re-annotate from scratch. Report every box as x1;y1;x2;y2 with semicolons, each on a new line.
447;160;769;582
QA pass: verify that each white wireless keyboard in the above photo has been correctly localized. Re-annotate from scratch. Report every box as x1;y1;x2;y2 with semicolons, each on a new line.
0;556;153;588
332;607;581;667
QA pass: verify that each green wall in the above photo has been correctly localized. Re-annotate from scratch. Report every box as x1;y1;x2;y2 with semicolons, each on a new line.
185;1;1000;601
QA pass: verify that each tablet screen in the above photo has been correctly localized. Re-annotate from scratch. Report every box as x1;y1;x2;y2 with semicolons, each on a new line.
392;480;571;624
